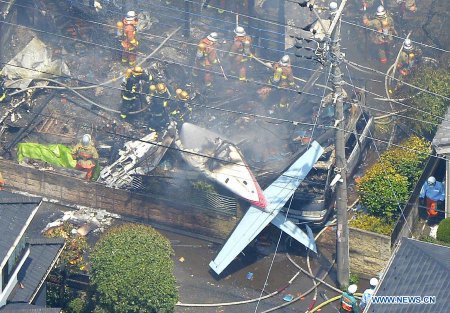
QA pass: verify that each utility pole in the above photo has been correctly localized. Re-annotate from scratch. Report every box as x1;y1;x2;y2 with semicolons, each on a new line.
329;1;349;287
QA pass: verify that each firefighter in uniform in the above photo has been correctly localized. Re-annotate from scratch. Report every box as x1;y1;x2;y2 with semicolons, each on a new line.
117;11;139;66
397;38;421;77
269;55;295;111
120;66;150;119
193;32;219;87
72;134;99;181
339;284;360;313
0;75;8;103
169;88;192;125
229;26;253;81
148;82;170;132
363;6;396;64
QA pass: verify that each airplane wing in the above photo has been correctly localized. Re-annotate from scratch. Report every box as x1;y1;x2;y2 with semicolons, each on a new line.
209;141;324;275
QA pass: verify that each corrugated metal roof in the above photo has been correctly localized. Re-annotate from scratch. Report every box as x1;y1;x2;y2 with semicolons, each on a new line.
0;191;41;264
366;237;450;313
8;239;64;304
432;106;450;154
0;303;61;312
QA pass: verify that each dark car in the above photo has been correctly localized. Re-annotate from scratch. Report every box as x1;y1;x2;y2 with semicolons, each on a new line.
284;112;374;226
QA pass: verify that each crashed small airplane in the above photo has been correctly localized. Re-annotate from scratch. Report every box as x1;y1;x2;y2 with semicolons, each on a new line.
209;141;324;275
99;122;176;189
175;123;267;209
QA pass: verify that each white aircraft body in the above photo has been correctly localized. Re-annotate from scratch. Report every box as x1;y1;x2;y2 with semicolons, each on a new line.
209;141;324;275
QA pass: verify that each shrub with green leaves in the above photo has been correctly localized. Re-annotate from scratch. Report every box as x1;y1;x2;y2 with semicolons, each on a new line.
437;217;450;243
90;224;178;313
349;214;395;236
381;136;431;188
399;66;450;136
66;298;85;313
357;163;409;221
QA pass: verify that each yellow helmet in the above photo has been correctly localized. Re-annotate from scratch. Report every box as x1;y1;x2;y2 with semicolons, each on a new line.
125;68;133;77
180;91;189;101
149;85;156;91
132;66;143;75
116;21;123;28
156;83;167;93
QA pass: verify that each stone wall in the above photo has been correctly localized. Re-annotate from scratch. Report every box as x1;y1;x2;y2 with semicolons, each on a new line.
0;159;238;242
317;226;391;277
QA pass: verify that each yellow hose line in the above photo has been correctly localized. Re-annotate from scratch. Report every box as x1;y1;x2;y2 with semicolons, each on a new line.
308;293;363;313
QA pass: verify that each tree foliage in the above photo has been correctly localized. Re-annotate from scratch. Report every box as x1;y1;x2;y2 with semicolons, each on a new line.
381;136;431;188
437;217;450;244
400;66;450;136
357;163;409;221
349;214;395;236
90;224;178;313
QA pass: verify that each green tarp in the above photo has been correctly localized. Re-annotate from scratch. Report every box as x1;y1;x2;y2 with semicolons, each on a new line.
17;143;76;168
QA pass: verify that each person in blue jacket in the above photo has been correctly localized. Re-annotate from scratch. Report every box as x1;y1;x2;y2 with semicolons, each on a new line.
419;176;445;218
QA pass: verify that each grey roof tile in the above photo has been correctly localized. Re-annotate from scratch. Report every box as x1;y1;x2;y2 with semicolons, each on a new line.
367;238;450;313
8;240;64;304
0;303;61;312
0;191;41;264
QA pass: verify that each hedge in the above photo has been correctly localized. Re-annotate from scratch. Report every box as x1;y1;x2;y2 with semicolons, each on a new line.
437;217;450;244
90;224;178;313
349;214;395;236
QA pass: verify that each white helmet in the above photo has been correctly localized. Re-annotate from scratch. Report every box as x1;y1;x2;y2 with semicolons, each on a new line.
376;5;386;17
234;26;246;37
370;277;379;287
427;176;436;185
126;11;136;22
348;284;358;294
207;32;219;42
280;55;290;66
81;134;91;147
329;2;338;12
403;39;413;51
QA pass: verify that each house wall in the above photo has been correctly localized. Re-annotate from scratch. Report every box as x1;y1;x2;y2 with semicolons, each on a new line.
0;159;238;241
317;227;391;277
0;248;30;307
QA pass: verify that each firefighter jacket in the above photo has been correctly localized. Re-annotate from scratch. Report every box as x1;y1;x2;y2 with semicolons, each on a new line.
230;35;252;61
363;15;395;44
397;49;421;75
122;74;143;101
420;181;445;202
150;86;170;117
72;143;99;168
340;292;360;313
196;38;218;67
271;63;295;88
121;19;138;50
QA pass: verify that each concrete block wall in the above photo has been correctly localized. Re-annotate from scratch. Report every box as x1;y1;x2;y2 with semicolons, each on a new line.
0;159;237;241
317;226;391;277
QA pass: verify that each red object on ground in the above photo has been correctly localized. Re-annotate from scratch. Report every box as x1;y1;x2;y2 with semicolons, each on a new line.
426;198;438;217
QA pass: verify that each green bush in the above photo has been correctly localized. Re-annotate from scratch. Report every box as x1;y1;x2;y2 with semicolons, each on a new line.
349;273;359;285
381;136;430;188
66;298;85;313
357;163;409;221
90;224;178;313
349;214;395;236
437;217;450;243
399;66;450;136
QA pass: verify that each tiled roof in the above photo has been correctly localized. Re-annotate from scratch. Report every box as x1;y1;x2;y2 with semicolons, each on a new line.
366;237;450;313
8;239;65;304
0;191;41;264
432;105;450;154
0;303;61;312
